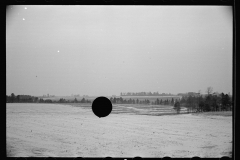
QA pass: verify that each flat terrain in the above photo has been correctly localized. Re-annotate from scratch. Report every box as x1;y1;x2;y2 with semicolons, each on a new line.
66;103;189;115
191;111;232;117
7;103;232;157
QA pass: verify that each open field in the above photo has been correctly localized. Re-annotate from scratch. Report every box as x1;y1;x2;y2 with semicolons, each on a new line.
64;103;189;115
191;111;232;117
7;103;232;157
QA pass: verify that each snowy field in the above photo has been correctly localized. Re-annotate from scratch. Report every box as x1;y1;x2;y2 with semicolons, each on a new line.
6;103;232;158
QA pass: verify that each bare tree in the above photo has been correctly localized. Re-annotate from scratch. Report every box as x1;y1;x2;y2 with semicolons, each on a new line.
206;87;213;95
174;102;181;114
197;90;201;112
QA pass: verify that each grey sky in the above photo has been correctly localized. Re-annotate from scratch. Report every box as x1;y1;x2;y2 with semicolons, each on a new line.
6;6;232;96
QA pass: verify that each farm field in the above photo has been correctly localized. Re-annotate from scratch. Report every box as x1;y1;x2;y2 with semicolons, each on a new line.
66;103;189;115
7;103;232;157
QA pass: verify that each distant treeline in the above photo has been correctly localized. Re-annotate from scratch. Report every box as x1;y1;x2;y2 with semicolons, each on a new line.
111;92;233;113
7;91;233;113
110;97;175;105
120;92;173;96
6;93;91;103
179;92;233;112
6;94;38;103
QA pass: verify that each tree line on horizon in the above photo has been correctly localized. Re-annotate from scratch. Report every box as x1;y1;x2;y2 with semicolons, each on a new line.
110;93;232;113
110;97;175;105
174;87;233;113
120;92;173;96
6;94;91;103
6;87;233;113
113;87;233;113
6;93;176;106
179;92;232;113
6;94;38;103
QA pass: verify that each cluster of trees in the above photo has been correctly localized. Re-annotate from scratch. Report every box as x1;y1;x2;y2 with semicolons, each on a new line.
174;102;181;114
151;98;175;105
110;97;151;104
120;92;173;96
37;98;91;103
6;93;92;104
56;98;91;103
110;97;176;105
6;93;38;103
179;92;232;112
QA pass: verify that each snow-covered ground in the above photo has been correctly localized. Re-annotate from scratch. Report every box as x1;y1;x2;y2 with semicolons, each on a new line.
6;103;232;157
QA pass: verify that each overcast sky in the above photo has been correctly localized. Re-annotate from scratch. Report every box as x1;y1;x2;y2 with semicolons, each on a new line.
6;5;232;96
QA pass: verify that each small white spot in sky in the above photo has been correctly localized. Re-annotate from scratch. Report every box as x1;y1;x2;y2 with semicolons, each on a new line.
25;7;27;9
57;50;60;52
23;18;25;20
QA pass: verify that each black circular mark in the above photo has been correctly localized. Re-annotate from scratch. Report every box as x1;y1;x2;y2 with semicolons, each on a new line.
192;156;201;160
132;157;143;160
73;157;86;160
162;157;171;160
102;157;113;160
220;156;231;160
92;97;112;118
